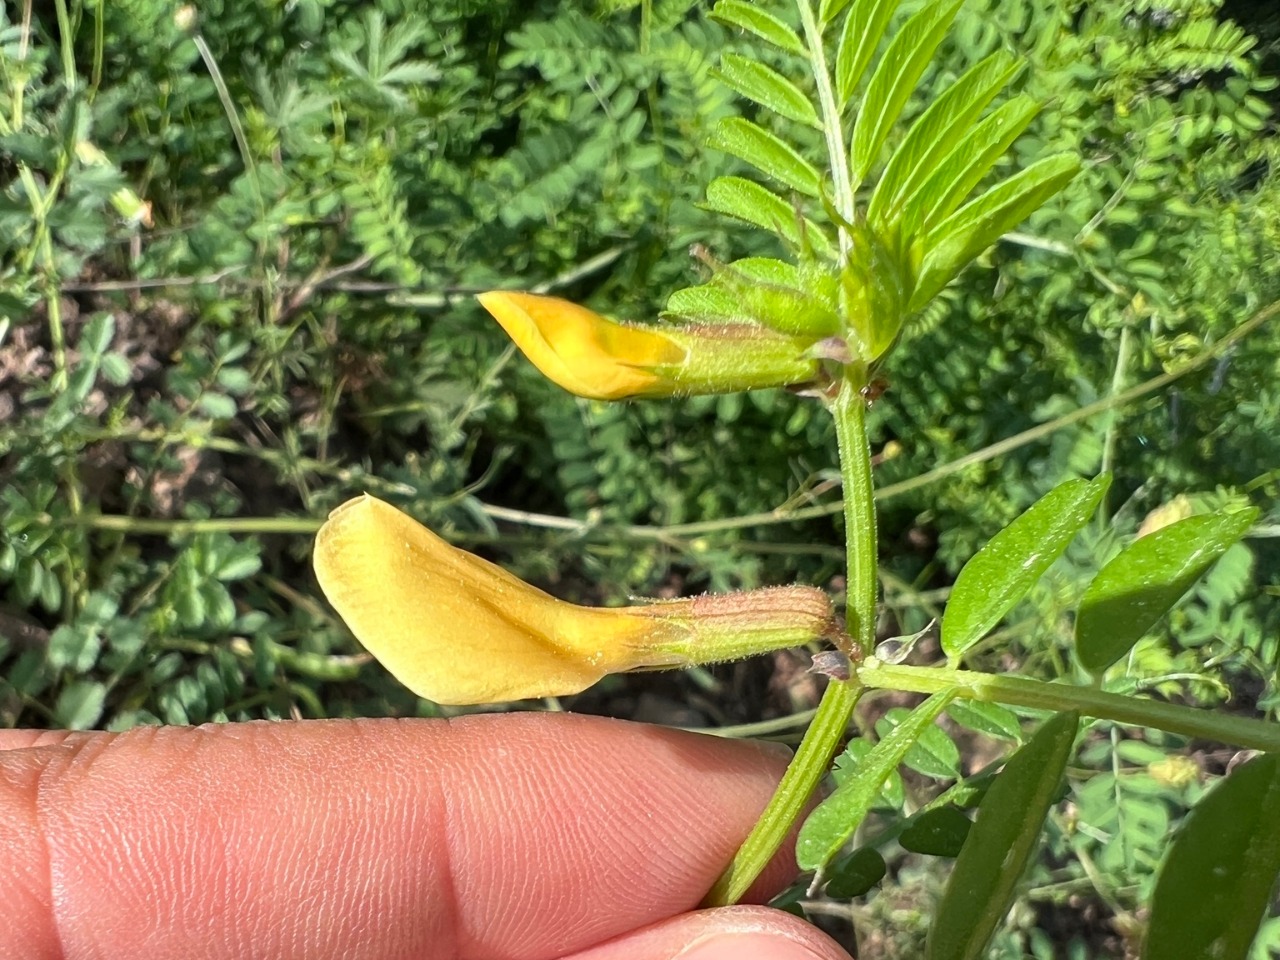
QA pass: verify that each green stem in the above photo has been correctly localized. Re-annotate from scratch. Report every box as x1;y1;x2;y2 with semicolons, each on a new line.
702;680;861;906
833;375;878;654
858;660;1280;753
704;376;878;905
52;514;321;536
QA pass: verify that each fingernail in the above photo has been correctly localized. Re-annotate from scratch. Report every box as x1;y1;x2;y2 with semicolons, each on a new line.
676;932;827;960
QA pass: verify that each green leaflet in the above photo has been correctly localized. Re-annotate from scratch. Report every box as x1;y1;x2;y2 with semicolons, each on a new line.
818;0;855;27
710;0;805;55
876;707;961;779
946;699;1022;742
904;94;1043;241
1075;507;1259;675
850;0;966;184
708;117;823;197
1144;753;1280;960
899;804;972;857
703;176;835;258
715;53;821;129
928;711;1079;960
797;688;959;872
834;0;903;107
868;50;1023;233
824;846;887;898
941;475;1110;659
910;152;1081;310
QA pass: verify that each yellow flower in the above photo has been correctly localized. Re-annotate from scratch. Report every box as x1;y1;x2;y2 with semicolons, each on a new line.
477;291;820;401
314;495;840;704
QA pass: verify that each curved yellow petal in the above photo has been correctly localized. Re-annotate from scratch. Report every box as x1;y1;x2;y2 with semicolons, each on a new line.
313;494;665;704
477;291;686;400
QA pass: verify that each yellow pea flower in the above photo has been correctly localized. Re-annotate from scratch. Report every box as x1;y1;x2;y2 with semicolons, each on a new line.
477;291;821;401
314;495;841;705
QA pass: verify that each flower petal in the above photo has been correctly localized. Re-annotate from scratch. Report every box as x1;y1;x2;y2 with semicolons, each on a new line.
478;291;684;400
314;495;628;704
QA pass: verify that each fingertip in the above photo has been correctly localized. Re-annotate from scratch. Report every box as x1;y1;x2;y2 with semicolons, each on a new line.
563;905;853;960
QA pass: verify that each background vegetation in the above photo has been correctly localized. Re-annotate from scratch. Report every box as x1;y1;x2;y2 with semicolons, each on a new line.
2;0;1277;955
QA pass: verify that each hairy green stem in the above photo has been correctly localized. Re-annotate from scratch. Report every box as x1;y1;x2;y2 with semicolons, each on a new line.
704;376;878;905
702;680;861;906
858;660;1280;753
833;375;878;654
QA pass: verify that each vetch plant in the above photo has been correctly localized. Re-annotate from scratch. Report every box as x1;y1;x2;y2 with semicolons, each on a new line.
312;0;1280;956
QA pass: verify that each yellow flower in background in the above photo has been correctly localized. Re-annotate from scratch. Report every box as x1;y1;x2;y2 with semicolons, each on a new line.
477;291;822;401
314;495;840;705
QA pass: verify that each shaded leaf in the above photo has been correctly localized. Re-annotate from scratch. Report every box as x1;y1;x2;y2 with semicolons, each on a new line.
928;712;1079;960
1075;508;1258;675
81;313;115;356
850;0;966;183
708;117;823;197
824;846;888;898
947;699;1022;741
798;688;959;871
900;805;973;857
879;708;961;779
715;53;821;129
911;152;1081;310
835;0;903;106
942;475;1110;658
711;1;805;55
1145;753;1280;960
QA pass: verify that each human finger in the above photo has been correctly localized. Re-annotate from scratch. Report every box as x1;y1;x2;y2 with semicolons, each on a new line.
559;905;852;960
0;713;800;960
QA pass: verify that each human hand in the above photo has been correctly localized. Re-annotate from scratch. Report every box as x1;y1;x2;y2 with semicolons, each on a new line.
0;712;852;960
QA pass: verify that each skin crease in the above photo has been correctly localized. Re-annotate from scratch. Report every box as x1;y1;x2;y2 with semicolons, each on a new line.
0;712;853;960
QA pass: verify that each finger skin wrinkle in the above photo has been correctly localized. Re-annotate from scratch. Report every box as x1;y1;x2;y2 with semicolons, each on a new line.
0;715;793;960
0;741;67;960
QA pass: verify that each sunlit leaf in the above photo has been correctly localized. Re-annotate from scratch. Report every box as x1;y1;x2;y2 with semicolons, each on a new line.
869;51;1022;232
703;176;835;257
907;94;1043;239
928;712;1079;960
850;0;966;183
942;475;1110;658
797;688;958;871
1145;753;1280;960
711;0;805;55
818;0;855;27
834;0;903;106
1075;508;1258;675
911;153;1080;310
878;708;961;779
715;53;821;129
708;117;823;197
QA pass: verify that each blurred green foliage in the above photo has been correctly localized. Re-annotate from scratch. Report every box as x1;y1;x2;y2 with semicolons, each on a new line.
1;0;1277;952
